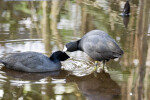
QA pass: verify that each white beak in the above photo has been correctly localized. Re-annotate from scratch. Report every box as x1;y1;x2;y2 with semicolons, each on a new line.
63;45;67;52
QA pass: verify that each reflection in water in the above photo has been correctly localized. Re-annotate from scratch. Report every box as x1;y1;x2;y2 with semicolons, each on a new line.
42;1;51;55
1;67;62;80
50;0;65;50
80;5;95;35
1;68;121;100
122;0;150;100
123;16;130;28
0;0;150;100
66;70;121;100
134;0;149;100
0;69;70;100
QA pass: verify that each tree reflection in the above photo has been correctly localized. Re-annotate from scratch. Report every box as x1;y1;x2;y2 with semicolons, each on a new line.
2;68;121;100
0;0;150;100
41;1;51;55
50;0;66;50
1;68;86;100
80;4;95;36
134;0;149;100
121;0;150;99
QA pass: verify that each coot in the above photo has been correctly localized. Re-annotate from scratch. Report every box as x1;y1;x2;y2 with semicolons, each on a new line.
122;0;130;16
64;30;123;68
0;51;70;72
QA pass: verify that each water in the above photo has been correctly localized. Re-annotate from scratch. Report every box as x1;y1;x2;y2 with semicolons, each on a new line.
0;0;150;100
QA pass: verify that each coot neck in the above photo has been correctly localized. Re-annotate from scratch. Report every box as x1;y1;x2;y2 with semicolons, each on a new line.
49;56;59;63
77;40;82;51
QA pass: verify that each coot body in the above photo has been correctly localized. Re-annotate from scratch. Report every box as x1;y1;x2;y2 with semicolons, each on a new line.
0;51;69;72
65;30;123;62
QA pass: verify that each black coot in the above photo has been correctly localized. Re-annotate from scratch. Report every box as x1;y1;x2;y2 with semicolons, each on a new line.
0;51;70;72
122;0;130;16
64;30;123;68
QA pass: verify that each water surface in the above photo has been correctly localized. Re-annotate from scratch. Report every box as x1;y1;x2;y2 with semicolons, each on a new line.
0;0;150;100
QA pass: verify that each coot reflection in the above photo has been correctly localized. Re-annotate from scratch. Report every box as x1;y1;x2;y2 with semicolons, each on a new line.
66;70;121;100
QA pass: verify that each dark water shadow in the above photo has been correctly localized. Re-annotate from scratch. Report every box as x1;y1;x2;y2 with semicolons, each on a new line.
123;16;130;28
66;70;121;100
1;67;70;81
2;66;121;100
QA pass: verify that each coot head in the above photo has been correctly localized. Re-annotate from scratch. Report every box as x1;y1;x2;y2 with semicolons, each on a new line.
50;51;70;61
64;41;79;52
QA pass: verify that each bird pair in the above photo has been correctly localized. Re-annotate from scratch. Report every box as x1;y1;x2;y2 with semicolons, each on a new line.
0;30;123;72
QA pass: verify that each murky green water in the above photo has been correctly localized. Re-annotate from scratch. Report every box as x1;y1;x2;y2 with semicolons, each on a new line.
0;0;150;100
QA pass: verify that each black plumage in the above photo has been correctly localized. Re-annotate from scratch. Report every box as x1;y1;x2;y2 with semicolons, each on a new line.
0;51;70;72
123;1;130;16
